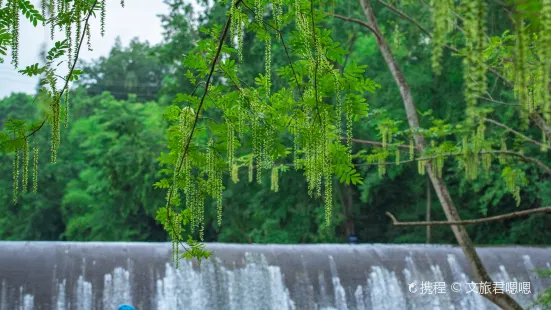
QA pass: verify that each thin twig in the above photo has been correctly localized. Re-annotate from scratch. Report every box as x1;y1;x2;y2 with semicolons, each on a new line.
376;0;431;37
341;136;420;150
476;96;521;107
325;13;383;41
483;118;545;148
386;207;551;226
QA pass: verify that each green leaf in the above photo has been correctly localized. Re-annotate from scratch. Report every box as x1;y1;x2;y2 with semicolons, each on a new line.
18;63;43;76
46;39;70;62
18;0;45;26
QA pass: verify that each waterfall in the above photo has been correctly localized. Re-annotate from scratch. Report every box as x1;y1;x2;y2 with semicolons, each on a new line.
0;242;550;309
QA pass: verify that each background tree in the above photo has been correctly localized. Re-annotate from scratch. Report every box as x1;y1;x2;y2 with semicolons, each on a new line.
78;38;167;101
1;0;551;308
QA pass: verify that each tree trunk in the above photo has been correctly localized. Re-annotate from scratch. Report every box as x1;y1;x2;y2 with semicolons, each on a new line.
344;184;356;237
357;1;523;309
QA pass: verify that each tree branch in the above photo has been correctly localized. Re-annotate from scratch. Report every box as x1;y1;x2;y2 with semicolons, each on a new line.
386;207;551;226
483;118;546;149
376;0;431;37
325;13;383;42
340;136;420;149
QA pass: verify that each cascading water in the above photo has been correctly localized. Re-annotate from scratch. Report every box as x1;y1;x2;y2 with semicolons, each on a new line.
0;242;550;309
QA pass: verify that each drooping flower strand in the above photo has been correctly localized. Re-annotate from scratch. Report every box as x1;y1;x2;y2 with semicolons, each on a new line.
86;23;93;51
230;0;244;62
13;150;19;204
302;111;332;205
475;0;487;101
254;0;263;25
295;0;312;59
324;172;332;226
66;15;72;69
204;138;224;227
263;126;274;169
237;8;244;62
538;0;551;121
333;70;342;137
64;91;69;128
170;210;182;268
22;139;29;193
189;184;197;232
256;131;264;184
197;188;205;241
49;0;54;40
178;107;195;194
51;98;61;163
237;93;244;137
100;0;106;37
322;110;332;226
265;35;271;96
74;0;81;62
273;0;283;40
206;139;215;189
345;96;353;161
56;0;62;25
41;0;46;26
10;0;19;67
430;0;454;75
503;167;522;206
249;93;267;183
462;0;487;117
215;169;223;227
230;0;238;51
227;121;234;173
32;146;38;193
513;18;529;123
303;124;316;196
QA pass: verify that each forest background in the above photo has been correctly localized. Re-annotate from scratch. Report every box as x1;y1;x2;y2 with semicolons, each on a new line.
0;0;550;247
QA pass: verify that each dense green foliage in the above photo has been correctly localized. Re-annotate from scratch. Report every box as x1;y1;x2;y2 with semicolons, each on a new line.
3;0;551;307
0;0;549;248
